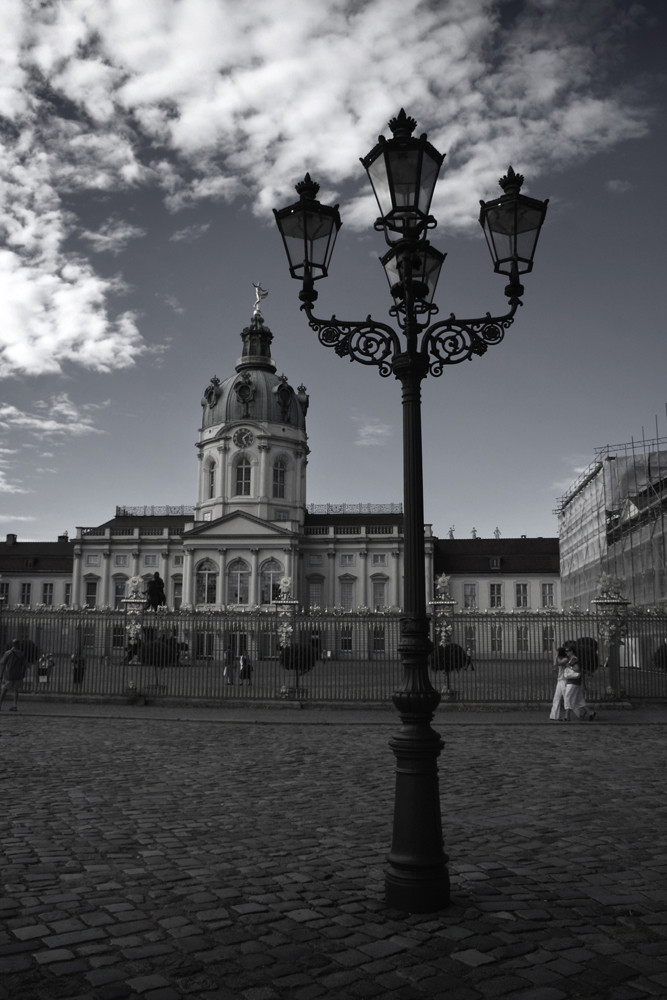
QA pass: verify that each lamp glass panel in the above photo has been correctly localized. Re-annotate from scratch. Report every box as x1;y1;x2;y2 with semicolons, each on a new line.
387;149;420;209
482;198;544;272
277;206;338;275
418;153;441;216
366;155;393;218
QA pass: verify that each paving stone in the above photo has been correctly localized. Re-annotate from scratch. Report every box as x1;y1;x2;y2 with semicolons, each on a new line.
2;710;667;1000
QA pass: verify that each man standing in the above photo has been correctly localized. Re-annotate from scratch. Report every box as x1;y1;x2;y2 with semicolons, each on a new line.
0;640;26;713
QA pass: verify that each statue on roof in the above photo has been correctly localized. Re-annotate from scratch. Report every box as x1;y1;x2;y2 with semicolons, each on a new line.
252;282;269;317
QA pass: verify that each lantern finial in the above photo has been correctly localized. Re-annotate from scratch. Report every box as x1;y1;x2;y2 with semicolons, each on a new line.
295;173;320;200
498;166;524;195
387;108;418;140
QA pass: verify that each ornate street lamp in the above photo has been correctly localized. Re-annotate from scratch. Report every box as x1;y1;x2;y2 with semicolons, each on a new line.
274;109;548;913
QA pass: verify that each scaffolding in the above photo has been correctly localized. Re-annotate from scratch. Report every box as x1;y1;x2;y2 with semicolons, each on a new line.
556;433;667;608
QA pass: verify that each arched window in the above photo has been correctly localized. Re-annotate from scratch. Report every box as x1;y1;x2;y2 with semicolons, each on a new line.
235;458;251;496
195;559;218;605
227;558;250;605
272;459;286;499
207;461;216;499
260;558;284;604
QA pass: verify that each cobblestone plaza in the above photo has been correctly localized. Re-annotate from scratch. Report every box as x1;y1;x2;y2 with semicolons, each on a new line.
1;704;667;999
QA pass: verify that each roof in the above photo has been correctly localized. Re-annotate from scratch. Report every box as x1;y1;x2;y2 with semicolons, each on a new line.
305;511;403;528
0;537;74;575
96;515;191;530
434;537;559;575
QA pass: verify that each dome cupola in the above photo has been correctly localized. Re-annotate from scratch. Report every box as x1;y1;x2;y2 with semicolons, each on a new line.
201;314;308;431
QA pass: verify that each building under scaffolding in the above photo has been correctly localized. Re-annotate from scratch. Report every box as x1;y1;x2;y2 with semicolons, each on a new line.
557;436;667;608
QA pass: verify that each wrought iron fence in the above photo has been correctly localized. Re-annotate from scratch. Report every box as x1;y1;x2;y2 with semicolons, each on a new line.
1;606;666;704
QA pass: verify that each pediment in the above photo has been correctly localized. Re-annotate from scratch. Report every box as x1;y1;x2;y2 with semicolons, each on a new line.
183;511;296;540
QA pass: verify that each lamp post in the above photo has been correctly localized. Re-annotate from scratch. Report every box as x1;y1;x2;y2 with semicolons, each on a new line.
274;110;548;913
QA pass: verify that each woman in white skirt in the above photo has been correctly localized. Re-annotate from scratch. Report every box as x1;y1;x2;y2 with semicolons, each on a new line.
550;646;569;720
563;644;596;721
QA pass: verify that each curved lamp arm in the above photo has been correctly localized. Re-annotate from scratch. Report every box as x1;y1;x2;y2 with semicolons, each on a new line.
420;298;520;375
300;296;402;378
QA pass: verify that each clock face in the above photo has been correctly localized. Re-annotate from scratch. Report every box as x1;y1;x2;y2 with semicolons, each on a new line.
233;428;254;448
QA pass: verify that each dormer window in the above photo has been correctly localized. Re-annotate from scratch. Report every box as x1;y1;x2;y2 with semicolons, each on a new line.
490;556;501;570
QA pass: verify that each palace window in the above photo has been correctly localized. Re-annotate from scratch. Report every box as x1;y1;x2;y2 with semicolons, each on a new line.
542;583;555;608
489;583;502;608
227;558;249;605
235;458;251;496
21;582;32;606
371;579;387;610
308;580;322;608
85;581;97;609
542;625;555;652
196;559;218;605
341;625;353;652
339;580;355;611
208;461;216;499
464;583;477;609
260;558;283;604
42;583;53;606
515;583;528;607
273;460;286;499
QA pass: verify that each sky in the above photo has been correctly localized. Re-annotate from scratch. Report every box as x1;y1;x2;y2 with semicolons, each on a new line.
0;0;666;544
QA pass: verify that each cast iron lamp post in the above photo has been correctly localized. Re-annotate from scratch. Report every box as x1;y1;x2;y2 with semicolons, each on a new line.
274;109;548;913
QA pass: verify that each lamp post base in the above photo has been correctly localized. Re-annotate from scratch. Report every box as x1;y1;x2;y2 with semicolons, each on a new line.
385;863;450;914
385;697;450;913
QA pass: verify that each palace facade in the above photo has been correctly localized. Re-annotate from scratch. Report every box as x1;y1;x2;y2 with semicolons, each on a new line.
1;312;558;611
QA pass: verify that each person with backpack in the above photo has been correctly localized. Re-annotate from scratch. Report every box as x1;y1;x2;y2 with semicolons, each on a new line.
0;640;26;713
563;642;596;722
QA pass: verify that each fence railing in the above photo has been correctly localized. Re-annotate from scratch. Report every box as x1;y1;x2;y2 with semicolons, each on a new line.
2;607;666;704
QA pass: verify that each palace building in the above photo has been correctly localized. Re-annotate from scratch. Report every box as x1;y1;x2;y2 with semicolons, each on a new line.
69;311;427;611
1;309;557;612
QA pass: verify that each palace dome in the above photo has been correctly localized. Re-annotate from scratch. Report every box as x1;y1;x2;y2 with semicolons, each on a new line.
200;315;308;432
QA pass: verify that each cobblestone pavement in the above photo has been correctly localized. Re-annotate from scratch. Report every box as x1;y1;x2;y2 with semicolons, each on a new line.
1;706;667;999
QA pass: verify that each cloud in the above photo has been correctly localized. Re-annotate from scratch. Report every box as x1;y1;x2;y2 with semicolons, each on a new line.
169;222;210;243
0;395;105;437
0;470;30;495
79;218;146;254
352;415;393;447
605;179;633;194
0;0;657;377
163;294;185;314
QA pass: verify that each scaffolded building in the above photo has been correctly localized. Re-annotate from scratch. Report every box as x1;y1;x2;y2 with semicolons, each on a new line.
557;436;667;608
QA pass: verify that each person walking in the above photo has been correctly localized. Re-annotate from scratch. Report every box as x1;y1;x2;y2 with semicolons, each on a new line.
550;646;569;720
239;652;253;686
0;640;26;713
563;643;596;721
465;646;475;671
